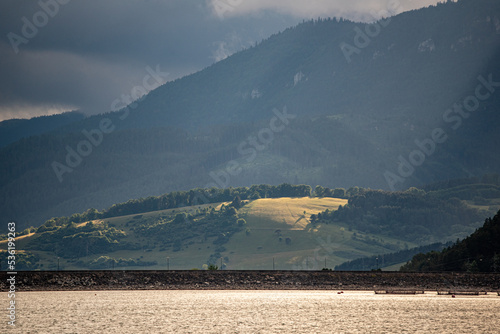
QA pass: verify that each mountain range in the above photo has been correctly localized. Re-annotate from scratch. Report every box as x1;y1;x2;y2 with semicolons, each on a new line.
1;0;500;229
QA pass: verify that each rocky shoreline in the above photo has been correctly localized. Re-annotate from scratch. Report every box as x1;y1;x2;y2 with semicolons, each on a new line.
2;271;500;292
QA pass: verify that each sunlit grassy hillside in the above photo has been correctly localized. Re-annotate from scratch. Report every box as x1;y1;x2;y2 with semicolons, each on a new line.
226;197;415;270
1;197;422;270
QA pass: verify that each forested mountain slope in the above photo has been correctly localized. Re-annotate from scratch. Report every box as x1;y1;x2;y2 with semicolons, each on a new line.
401;210;500;272
1;0;500;228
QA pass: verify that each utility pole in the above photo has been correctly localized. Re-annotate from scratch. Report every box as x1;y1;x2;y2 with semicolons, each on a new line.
273;257;275;270
57;257;60;271
167;257;170;270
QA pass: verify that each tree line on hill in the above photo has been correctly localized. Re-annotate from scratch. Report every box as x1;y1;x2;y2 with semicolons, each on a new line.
7;179;500;242
22;183;330;234
311;187;491;243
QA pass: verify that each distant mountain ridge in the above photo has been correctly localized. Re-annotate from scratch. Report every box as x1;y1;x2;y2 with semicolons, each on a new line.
0;111;84;148
1;0;500;227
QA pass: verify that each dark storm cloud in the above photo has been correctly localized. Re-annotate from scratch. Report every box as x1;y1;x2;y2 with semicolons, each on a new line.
0;0;300;120
0;0;439;121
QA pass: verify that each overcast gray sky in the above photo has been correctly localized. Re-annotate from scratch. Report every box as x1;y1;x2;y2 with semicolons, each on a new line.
0;0;441;121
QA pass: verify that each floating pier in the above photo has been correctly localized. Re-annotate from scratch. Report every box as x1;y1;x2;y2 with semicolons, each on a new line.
437;291;487;295
375;290;424;295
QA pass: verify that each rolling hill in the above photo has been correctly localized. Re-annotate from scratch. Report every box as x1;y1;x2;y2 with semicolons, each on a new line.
3;180;498;271
1;196;418;271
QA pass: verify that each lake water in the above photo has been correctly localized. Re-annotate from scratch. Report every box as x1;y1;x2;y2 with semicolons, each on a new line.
2;290;499;333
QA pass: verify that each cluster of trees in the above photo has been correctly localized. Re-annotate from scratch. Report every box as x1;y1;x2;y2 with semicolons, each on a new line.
27;221;135;258
401;210;500;272
312;189;483;243
131;200;248;266
133;202;246;259
314;186;362;199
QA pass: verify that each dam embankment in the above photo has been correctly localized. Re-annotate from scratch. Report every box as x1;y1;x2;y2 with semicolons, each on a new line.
1;270;499;291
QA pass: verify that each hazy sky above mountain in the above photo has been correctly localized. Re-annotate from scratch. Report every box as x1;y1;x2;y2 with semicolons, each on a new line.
0;0;441;121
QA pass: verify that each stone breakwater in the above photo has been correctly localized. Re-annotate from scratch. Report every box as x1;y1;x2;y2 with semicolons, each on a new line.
1;271;499;291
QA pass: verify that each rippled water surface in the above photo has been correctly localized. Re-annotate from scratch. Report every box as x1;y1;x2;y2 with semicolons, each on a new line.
2;290;500;333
